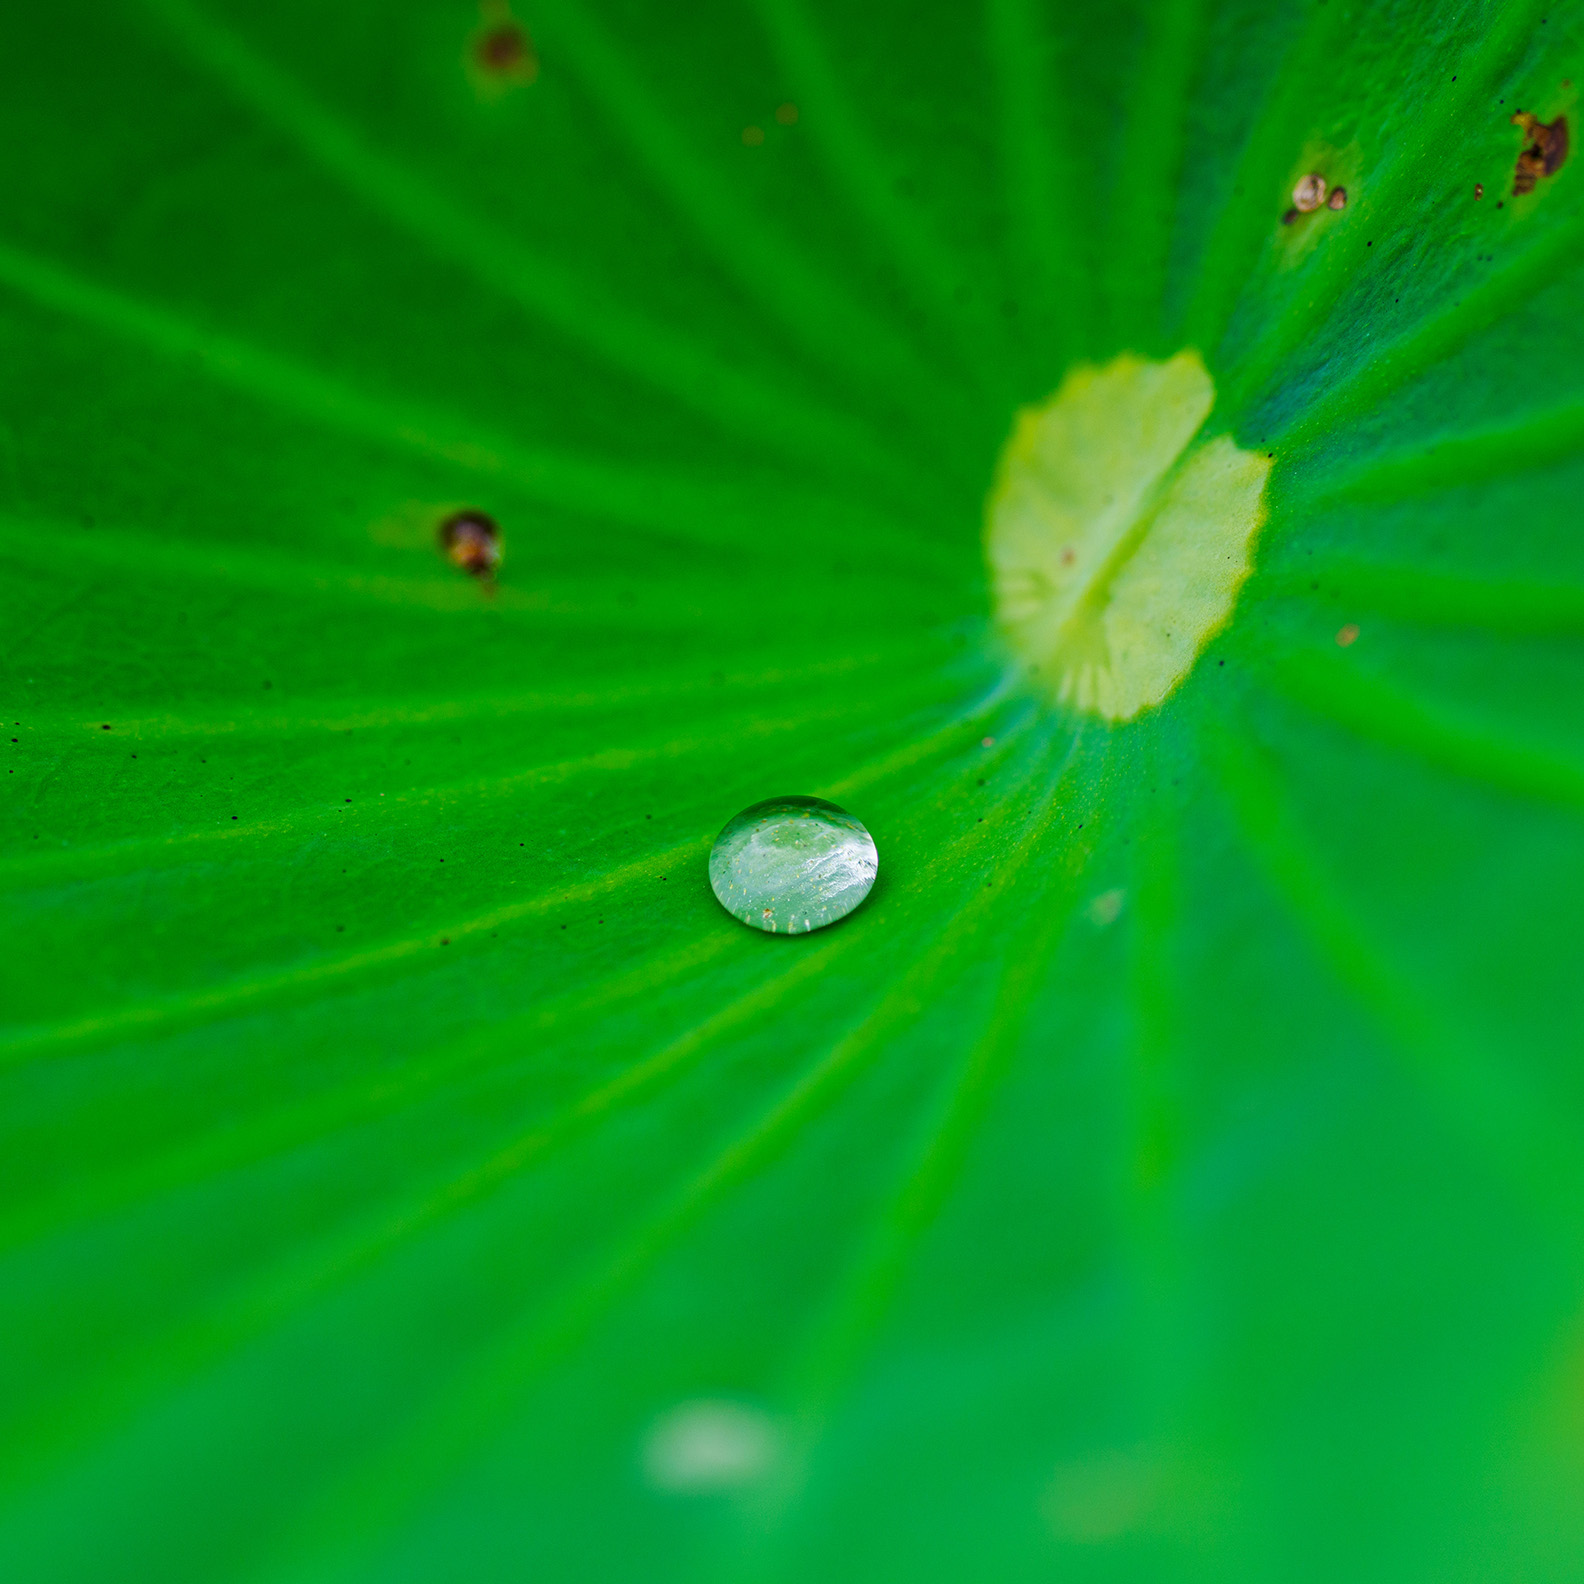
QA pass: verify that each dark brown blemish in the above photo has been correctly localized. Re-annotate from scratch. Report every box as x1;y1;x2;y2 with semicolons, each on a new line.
1474;182;1484;199
1512;111;1568;194
439;509;503;579
473;2;538;86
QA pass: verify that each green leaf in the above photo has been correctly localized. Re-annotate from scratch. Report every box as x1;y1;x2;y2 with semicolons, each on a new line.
4;0;1583;1578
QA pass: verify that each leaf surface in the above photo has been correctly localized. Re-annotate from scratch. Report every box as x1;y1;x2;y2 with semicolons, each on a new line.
3;1;1584;1579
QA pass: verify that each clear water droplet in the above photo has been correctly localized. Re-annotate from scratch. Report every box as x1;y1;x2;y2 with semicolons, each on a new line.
709;796;877;934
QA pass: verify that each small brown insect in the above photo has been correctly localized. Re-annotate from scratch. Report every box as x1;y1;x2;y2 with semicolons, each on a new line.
1292;172;1328;212
439;510;503;578
1511;111;1569;194
1327;185;1348;210
1474;182;1484;199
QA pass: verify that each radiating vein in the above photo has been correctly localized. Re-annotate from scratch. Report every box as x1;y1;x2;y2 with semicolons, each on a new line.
10;648;919;746
0;240;769;535
1218;0;1554;422
1103;0;1205;352
2;723;1049;1514
1256;560;1584;637
0;933;850;1498
535;0;965;443
1291;400;1584;506
0;837;706;1066
0;931;739;1254
234;734;1072;1583
142;0;898;485
1275;209;1584;458
0;668;953;899
985;0;1088;370
778;729;1104;1423
1204;712;1584;1220
1177;0;1348;354
745;0;1009;396
1261;646;1584;815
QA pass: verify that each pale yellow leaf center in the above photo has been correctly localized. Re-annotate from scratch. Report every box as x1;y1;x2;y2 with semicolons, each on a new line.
985;350;1271;722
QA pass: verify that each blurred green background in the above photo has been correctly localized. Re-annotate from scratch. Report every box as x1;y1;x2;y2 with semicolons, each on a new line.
3;0;1584;1578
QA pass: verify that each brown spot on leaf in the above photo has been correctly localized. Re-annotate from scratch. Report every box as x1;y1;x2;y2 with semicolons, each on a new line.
1512;111;1568;194
1327;185;1348;210
439;509;503;579
1474;182;1484;198
1292;172;1328;211
471;3;538;89
742;125;765;146
1335;623;1359;647
775;102;799;125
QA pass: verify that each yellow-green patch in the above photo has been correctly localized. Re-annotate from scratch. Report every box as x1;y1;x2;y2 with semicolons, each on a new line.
985;350;1271;721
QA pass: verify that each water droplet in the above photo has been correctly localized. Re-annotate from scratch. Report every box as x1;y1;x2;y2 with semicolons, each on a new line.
709;796;877;934
644;1401;779;1493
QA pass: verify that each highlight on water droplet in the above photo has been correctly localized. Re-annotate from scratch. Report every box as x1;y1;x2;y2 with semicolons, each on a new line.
709;796;877;934
643;1400;780;1493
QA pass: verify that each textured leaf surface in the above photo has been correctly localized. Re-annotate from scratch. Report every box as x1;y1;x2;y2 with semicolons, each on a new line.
4;1;1584;1579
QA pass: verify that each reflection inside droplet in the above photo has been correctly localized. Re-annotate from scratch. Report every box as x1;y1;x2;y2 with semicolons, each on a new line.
709;796;877;934
643;1400;778;1492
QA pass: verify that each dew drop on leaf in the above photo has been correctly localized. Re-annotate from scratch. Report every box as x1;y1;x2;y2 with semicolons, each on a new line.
708;796;877;934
